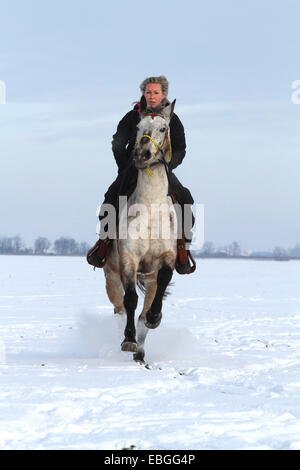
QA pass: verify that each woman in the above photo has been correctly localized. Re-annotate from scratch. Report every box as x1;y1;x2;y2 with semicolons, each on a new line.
87;75;195;274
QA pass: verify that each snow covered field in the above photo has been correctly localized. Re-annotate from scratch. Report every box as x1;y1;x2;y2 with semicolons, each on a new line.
0;255;300;450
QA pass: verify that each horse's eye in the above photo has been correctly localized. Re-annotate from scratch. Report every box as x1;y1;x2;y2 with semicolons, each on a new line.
160;127;166;132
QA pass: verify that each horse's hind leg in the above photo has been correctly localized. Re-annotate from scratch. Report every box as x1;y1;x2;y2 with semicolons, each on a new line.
145;263;173;329
134;281;157;362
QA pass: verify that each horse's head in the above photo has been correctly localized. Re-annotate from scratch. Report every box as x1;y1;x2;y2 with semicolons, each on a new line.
133;99;176;170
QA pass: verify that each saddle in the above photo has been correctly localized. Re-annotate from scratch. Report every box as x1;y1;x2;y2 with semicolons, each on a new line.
87;180;196;274
87;236;196;275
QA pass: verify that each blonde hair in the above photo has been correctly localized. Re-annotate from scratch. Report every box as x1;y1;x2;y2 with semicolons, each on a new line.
139;75;169;96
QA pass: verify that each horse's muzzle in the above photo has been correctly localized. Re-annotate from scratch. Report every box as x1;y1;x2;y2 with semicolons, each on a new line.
134;149;152;168
141;150;151;161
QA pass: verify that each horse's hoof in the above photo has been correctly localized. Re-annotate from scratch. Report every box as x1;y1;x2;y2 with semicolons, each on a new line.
121;340;137;352
144;310;162;329
133;351;145;363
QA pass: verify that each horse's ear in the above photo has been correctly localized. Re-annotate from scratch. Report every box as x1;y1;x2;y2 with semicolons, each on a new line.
140;95;147;115
163;99;176;120
170;99;176;117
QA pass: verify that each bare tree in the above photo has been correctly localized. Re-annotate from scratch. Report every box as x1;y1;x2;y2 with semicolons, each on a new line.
201;241;215;255
34;237;51;254
290;244;300;257
12;235;23;253
220;241;241;257
0;235;23;253
0;237;12;253
273;246;288;259
230;241;241;256
77;241;91;255
54;237;78;255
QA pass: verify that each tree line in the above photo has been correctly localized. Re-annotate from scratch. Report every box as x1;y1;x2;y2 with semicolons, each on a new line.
195;241;300;259
1;235;299;259
0;235;91;256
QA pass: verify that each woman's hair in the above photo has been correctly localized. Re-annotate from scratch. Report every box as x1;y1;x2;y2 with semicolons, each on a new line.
139;75;169;96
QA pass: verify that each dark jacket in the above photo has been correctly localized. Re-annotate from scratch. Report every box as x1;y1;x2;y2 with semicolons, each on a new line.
112;103;186;173
103;102;193;227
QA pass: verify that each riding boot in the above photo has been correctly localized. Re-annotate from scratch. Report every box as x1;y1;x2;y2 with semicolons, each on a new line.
166;173;196;274
174;207;196;275
86;237;112;268
86;209;114;269
87;165;138;269
175;236;196;275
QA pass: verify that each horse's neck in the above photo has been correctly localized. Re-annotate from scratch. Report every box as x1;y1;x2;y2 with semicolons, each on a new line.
134;165;169;203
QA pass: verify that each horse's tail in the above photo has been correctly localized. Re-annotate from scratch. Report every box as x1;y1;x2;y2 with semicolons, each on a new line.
137;280;147;296
137;279;174;298
163;283;174;298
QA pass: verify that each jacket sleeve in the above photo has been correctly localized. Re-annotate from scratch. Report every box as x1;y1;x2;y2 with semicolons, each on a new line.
111;111;133;172
168;113;186;171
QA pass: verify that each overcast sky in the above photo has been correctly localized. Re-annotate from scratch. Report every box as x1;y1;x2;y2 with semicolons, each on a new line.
0;0;299;252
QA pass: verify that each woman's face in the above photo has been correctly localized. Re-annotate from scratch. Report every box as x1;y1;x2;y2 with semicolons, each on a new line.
144;83;166;109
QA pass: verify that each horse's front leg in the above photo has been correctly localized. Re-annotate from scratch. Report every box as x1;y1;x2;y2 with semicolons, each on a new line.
120;256;138;352
122;280;138;351
145;262;173;329
134;280;157;362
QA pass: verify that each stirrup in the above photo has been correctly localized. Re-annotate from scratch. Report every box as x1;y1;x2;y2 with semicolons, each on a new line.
86;238;112;269
175;239;196;275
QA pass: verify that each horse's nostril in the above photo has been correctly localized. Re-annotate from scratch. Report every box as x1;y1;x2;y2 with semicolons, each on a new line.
142;150;151;160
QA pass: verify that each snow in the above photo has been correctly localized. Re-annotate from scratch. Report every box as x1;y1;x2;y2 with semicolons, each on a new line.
0;255;300;450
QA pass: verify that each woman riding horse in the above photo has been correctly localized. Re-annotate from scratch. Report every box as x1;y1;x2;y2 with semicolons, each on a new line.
87;75;194;273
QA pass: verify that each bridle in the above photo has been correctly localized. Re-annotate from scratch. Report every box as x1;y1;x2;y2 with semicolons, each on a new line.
134;113;172;177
